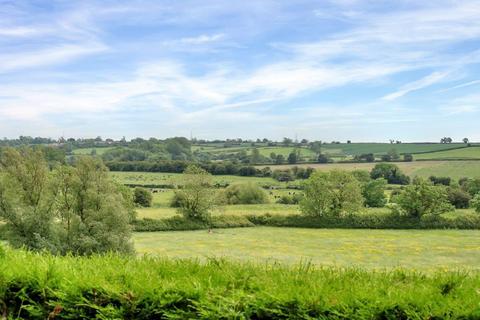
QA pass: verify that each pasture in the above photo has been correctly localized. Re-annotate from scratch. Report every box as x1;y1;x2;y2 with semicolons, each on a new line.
134;227;480;269
414;146;480;160
110;171;287;187
257;160;480;179
72;146;115;155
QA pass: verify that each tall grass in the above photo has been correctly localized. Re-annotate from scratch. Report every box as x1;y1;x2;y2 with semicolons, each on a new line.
1;247;480;318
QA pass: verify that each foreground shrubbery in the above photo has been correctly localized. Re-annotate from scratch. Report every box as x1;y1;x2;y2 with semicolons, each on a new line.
0;247;479;319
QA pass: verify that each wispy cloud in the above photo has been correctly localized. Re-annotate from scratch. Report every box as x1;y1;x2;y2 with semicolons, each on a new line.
382;71;449;101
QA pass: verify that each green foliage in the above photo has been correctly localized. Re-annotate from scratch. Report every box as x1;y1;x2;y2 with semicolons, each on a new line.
301;170;364;217
223;183;269;205
470;194;480;213
0;148;134;255
362;178;388;208
2;249;480;319
174;165;216;221
276;193;303;205
133;187;153;207
370;163;410;185
392;178;454;217
447;187;471;209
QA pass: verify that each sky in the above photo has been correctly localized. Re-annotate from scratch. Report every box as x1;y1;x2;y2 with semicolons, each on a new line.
1;0;480;142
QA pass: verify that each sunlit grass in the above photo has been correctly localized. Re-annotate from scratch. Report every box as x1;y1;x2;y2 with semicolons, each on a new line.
134;227;480;270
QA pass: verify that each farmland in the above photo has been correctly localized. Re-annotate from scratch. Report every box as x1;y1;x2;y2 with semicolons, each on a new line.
134;227;480;269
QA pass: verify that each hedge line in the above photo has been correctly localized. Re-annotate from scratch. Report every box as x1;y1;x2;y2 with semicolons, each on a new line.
1;249;479;319
133;211;480;232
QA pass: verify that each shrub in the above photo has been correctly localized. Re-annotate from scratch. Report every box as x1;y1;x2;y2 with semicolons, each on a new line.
403;153;413;162
447;187;471;209
272;169;294;182
301;170;363;217
392;178;454;217
223;183;269;205
134;187;153;207
276;193;303;205
317;154;330;163
470;194;480;213
429;176;451;186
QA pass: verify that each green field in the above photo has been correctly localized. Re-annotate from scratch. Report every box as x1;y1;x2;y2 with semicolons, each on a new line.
110;171;288;187
193;142;471;158
414;146;480;160
72;146;115;155
134;227;480;269
258;160;480;179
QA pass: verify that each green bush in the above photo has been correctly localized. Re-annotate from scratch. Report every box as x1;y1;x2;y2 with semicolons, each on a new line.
471;194;480;213
134;187;153;207
393;178;454;217
133;215;254;232
223;183;269;204
276;193;303;205
447;187;471;209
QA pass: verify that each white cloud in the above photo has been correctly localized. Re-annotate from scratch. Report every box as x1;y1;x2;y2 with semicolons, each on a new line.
382;71;449;101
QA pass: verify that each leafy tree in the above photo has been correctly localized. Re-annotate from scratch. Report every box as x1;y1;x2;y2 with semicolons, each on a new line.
447;187;471;209
288;151;298;164
362;178;387;207
403;154;413;162
460;178;480;196
282;137;293;146
251;148;261;164
223;183;268;204
134;187;153;207
0;148;134;255
275;154;285;164
174;165;215;221
463;138;469;144
272;169;294;182
470;194;480;213
300;170;364;217
370;163;410;185
429;176;451;186
317;153;330;163
392;178;454;217
388;149;400;161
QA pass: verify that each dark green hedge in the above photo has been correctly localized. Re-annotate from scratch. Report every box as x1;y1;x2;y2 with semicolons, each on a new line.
133;212;480;232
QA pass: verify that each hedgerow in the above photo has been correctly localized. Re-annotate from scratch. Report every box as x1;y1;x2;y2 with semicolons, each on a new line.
0;248;479;319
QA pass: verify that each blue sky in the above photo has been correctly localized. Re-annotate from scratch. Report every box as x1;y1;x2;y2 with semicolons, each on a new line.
1;0;480;141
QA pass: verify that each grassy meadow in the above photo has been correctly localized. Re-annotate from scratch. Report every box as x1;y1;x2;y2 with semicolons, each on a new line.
258;160;480;179
134;227;480;269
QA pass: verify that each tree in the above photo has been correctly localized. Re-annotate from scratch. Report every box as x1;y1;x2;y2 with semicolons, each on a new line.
282;137;293;146
370;163;410;185
470;194;480;213
362;178;387;207
288;151;298;164
317;153;330;163
393;178;453;217
174;165;215;221
463;138;469;144
387;149;400;161
300;170;364;217
134;187;153;207
0;148;134;255
403;154;413;162
251;148;261;164
275;154;285;164
447;187;471;209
